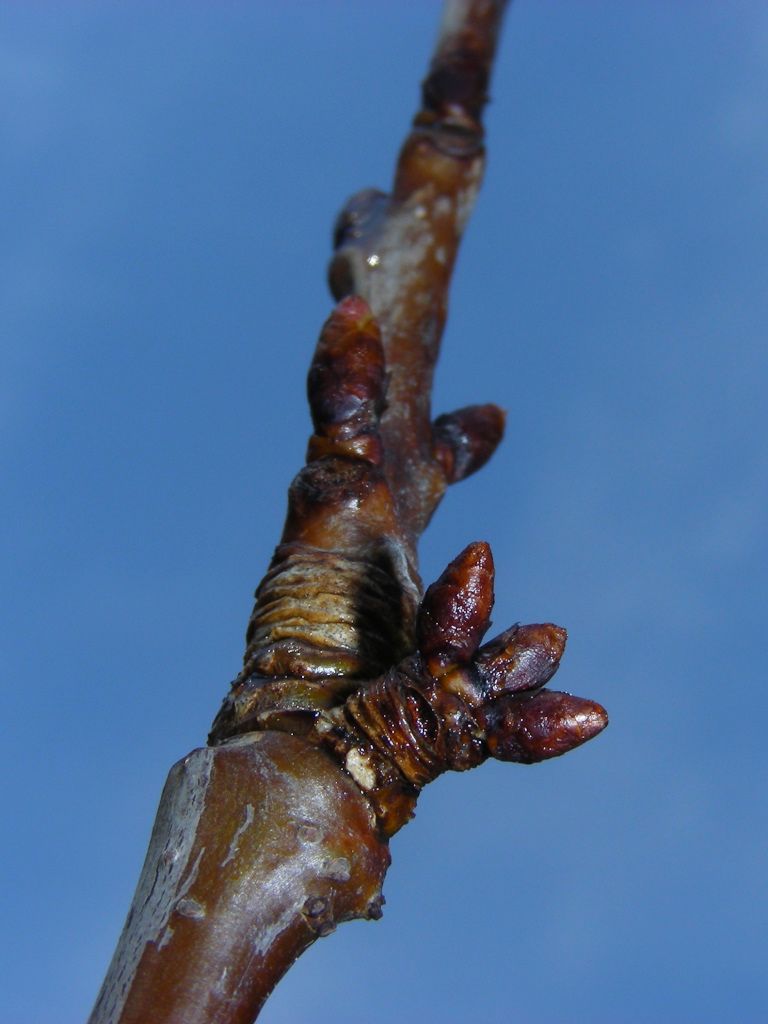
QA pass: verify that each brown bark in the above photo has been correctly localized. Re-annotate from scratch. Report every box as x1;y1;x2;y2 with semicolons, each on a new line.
88;735;389;1024
89;3;607;1022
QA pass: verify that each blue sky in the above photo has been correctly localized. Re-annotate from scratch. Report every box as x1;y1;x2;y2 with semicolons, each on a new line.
2;3;767;1022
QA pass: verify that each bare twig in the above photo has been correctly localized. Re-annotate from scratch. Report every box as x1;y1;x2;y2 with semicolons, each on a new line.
89;3;607;1022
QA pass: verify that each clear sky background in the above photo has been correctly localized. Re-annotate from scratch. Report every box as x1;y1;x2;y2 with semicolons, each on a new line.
2;2;767;1022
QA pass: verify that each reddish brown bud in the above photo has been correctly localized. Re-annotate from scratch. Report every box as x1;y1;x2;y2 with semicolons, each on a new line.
476;623;566;699
417;541;494;675
482;689;608;764
433;404;506;484
307;296;386;437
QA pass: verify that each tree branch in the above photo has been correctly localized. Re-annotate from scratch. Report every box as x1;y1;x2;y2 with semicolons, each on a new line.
328;0;508;540
89;3;607;1022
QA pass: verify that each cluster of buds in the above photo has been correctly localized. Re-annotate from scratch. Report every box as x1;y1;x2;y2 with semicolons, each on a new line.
210;296;606;837
210;298;505;741
315;541;607;837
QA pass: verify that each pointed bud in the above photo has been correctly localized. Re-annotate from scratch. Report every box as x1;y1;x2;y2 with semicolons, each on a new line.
482;689;608;764
433;404;505;484
476;623;566;699
417;541;494;675
307;297;386;435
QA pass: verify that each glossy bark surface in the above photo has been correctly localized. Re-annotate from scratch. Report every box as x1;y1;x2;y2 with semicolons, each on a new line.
89;735;388;1024
89;3;608;1021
